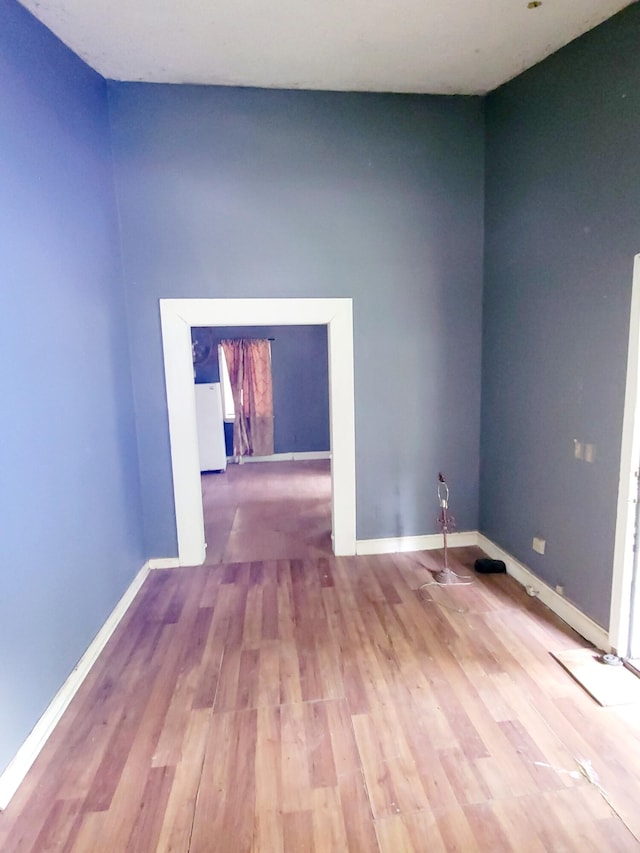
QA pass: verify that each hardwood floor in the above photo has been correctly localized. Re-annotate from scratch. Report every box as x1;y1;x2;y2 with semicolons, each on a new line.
2;461;640;851
201;460;333;564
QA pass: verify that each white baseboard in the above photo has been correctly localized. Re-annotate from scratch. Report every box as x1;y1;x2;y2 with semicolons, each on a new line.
0;560;152;811
476;534;610;652
148;557;182;570
231;451;331;464
355;531;478;556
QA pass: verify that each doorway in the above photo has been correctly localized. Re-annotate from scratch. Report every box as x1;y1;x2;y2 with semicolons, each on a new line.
611;255;640;658
193;323;332;562
159;297;357;566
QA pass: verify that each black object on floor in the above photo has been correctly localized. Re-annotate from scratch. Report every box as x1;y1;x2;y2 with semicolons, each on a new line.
474;558;507;574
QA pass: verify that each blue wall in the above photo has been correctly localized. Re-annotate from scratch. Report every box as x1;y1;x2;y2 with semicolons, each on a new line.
481;4;640;627
108;85;485;552
193;325;330;454
0;1;144;773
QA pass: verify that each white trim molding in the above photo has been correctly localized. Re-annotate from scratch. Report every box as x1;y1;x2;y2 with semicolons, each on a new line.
0;561;152;811
147;557;182;570
356;531;478;555
476;534;610;652
160;298;357;562
610;254;640;656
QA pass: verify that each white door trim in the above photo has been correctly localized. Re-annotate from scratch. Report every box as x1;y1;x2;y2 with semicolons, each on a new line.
610;255;640;654
159;298;357;564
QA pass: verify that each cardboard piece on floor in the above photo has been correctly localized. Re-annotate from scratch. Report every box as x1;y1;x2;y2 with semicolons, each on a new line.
552;648;640;706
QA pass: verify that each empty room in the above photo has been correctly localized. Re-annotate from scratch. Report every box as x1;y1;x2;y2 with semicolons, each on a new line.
2;0;640;849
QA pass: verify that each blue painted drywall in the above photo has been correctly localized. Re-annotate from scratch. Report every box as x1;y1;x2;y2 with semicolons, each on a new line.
107;84;485;551
481;4;640;628
0;1;144;774
192;325;330;453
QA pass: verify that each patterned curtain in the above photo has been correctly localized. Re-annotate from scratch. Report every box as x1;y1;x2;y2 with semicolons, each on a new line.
220;339;274;457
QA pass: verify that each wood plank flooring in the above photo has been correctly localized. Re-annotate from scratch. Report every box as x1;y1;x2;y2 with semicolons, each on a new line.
201;460;333;563
2;461;640;851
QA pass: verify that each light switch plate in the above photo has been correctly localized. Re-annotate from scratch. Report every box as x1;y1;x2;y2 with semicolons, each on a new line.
532;536;546;555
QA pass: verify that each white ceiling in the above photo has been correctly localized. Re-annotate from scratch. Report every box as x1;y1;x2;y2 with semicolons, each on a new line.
19;0;633;95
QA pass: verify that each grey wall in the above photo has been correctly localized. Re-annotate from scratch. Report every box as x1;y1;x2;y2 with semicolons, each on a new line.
108;85;485;553
192;324;330;453
481;4;640;628
0;1;144;773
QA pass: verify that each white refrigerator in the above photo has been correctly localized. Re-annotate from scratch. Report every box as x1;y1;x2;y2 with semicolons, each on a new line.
194;383;228;472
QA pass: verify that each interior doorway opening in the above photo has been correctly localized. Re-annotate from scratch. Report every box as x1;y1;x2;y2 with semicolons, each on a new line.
611;255;640;658
192;322;333;563
159;298;357;566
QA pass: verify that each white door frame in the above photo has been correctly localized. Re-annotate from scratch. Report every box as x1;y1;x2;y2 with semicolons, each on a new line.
610;254;640;654
159;297;357;565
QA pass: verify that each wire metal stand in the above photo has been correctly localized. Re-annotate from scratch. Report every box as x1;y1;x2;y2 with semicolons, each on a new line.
434;472;458;585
